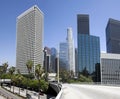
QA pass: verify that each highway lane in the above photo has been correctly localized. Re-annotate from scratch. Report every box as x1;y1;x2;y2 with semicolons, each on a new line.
0;87;23;99
60;84;120;99
0;95;5;99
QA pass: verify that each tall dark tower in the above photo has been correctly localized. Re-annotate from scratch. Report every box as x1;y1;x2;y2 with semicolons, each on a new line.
77;14;100;77
106;18;120;54
77;14;90;34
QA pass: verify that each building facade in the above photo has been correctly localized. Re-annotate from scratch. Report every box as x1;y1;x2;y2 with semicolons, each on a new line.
59;42;69;70
78;34;100;74
43;47;51;73
77;14;89;35
66;28;75;73
101;53;120;84
51;48;57;73
77;14;100;75
106;18;120;54
16;5;44;74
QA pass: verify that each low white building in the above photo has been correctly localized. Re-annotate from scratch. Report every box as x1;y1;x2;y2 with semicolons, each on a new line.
101;53;120;84
48;73;56;82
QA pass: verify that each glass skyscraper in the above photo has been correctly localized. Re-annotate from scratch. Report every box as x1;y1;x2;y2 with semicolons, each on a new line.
77;14;89;35
78;34;100;73
59;42;69;70
51;48;57;73
106;18;120;54
77;14;100;74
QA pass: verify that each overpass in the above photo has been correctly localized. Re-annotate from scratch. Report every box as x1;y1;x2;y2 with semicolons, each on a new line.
56;84;120;99
0;79;11;83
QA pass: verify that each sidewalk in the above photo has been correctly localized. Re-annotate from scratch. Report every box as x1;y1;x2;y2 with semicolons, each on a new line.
4;86;47;99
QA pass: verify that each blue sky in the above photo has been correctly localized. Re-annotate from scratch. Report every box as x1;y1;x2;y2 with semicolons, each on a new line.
0;0;120;66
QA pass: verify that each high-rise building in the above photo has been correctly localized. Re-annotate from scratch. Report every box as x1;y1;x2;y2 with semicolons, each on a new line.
77;14;100;75
59;42;69;70
43;47;51;73
51;48;57;73
101;53;120;84
77;14;89;34
16;5;44;74
66;28;75;73
106;18;120;54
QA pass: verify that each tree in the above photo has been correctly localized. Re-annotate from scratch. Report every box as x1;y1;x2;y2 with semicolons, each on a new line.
81;67;89;77
16;74;24;95
12;69;20;93
59;69;70;82
26;60;33;95
26;60;33;74
2;62;8;73
9;67;15;75
35;64;44;99
8;66;15;91
78;74;93;82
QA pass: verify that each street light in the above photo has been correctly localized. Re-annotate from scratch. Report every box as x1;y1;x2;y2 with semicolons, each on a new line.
57;47;59;83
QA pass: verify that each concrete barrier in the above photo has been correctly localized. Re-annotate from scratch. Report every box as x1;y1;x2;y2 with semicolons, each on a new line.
55;89;63;99
49;83;62;94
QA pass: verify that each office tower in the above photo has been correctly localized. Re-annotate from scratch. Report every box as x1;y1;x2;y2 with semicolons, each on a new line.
59;42;69;70
66;28;75;73
77;14;89;34
106;18;120;54
16;5;44;74
51;48;57;73
77;14;100;75
43;47;51;73
101;53;120;84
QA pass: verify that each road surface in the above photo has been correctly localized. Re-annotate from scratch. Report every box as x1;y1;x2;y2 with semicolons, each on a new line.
0;95;5;99
4;86;47;99
60;84;120;99
0;86;22;99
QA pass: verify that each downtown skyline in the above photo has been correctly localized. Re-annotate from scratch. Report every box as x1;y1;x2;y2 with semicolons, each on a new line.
1;0;120;66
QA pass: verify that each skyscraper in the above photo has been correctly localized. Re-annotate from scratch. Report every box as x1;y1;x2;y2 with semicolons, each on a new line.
77;14;89;34
16;5;44;74
77;14;100;75
59;42;69;70
66;28;75;73
106;18;120;54
51;48;57;73
43;47;51;73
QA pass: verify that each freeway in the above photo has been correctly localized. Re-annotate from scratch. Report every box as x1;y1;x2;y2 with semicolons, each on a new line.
60;84;120;99
0;86;23;99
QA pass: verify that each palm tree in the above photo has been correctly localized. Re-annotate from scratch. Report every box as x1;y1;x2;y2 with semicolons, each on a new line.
26;60;33;96
2;62;8;73
12;75;17;93
35;64;44;99
8;66;15;91
12;69;20;93
2;62;8;86
16;74;24;95
26;60;33;74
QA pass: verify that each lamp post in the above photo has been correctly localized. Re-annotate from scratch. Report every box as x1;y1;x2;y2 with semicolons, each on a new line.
57;49;59;83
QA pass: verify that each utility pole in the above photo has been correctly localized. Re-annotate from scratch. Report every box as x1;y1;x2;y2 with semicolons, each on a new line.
57;48;59;83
